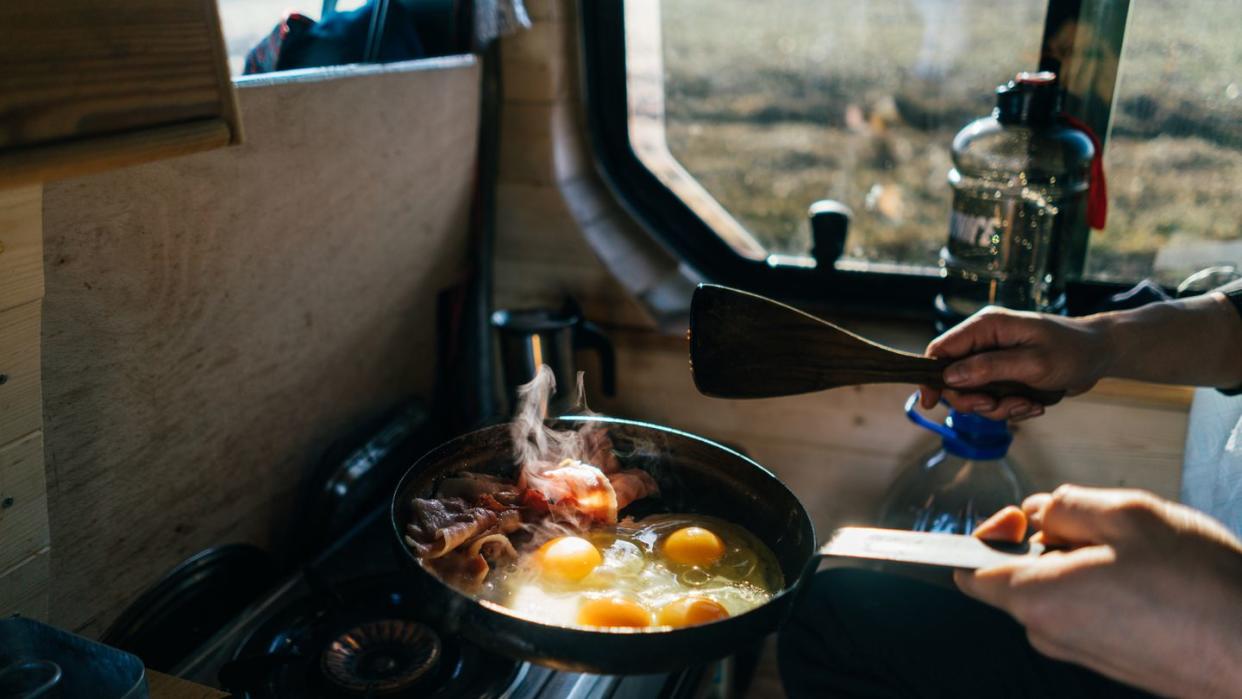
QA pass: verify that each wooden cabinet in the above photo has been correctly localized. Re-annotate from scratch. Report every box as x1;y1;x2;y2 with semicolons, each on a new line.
0;0;240;186
1;0;237;620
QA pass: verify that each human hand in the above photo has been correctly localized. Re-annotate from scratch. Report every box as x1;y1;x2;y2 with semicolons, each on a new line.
919;307;1113;421
956;485;1242;698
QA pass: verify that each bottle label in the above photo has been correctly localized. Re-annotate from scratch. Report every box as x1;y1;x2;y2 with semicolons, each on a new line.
943;186;1054;311
947;191;1011;270
949;206;999;250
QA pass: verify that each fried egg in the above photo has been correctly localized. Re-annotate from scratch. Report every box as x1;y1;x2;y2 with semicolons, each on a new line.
537;536;603;582
481;514;782;630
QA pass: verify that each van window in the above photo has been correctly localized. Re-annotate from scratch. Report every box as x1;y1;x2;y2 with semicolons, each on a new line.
600;0;1241;292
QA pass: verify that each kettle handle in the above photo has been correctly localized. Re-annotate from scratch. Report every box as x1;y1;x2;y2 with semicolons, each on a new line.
904;392;957;440
573;320;616;396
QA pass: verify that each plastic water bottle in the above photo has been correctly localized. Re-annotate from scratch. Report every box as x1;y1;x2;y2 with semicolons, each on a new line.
938;72;1095;323
878;393;1030;535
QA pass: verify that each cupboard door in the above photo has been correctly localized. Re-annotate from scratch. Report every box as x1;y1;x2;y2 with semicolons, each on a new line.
0;0;240;186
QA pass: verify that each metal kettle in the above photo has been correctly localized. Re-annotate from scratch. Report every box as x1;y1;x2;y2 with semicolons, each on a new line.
491;300;616;415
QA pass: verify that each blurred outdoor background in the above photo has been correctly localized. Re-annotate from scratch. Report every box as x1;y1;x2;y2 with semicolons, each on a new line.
217;0;1242;285
660;0;1242;283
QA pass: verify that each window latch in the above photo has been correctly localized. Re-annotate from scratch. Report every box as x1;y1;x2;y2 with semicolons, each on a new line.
809;200;851;272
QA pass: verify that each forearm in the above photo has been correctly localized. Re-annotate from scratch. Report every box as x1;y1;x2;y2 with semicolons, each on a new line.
1084;292;1242;388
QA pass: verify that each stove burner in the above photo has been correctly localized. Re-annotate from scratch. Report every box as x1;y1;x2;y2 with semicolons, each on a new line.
223;573;525;698
320;620;440;695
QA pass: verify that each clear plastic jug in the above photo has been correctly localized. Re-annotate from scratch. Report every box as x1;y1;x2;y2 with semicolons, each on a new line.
938;71;1095;322
878;392;1030;535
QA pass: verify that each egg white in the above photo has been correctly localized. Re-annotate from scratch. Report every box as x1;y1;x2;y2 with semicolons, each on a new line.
479;514;783;629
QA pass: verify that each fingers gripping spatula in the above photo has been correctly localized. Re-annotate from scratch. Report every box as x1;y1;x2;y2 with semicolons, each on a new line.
688;284;1063;406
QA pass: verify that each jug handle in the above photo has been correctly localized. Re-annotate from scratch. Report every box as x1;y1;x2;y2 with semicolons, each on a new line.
574;321;616;396
904;391;956;440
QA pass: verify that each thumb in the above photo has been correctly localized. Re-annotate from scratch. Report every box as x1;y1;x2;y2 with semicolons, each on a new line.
1036;485;1152;546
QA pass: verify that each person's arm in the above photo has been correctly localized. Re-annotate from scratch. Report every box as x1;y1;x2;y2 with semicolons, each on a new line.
921;281;1242;420
957;486;1242;698
1098;287;1242;387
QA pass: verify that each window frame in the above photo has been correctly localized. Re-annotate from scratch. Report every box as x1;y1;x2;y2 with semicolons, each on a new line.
578;0;1135;319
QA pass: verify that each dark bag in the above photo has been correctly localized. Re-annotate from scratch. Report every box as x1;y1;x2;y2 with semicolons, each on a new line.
244;0;426;75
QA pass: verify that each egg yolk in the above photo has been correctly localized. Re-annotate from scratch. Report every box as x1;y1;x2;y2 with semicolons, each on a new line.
538;536;602;582
577;596;653;628
656;596;730;628
662;526;725;567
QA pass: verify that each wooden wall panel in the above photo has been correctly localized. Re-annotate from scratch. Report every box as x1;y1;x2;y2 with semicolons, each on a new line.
0;431;49;574
0;548;49;621
0;301;42;448
491;0;666;329
0;186;44;312
40;59;480;636
0;184;48;621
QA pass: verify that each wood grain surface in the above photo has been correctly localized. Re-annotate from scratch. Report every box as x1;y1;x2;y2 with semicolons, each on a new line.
0;302;42;458
0;184;49;621
0;120;233;190
0;0;232;148
40;59;479;636
0;186;44;312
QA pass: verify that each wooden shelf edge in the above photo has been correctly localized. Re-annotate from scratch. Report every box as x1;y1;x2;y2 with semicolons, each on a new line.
0;119;233;188
1083;378;1195;409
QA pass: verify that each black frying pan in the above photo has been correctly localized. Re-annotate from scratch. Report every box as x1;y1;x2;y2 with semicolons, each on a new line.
390;415;1043;674
389;415;817;674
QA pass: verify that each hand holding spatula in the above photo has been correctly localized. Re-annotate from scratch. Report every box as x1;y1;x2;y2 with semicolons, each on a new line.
687;284;1064;406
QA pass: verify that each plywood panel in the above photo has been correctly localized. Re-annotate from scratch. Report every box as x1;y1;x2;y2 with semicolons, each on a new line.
0;120;233;190
41;60;480;636
0;431;49;574
501;21;570;104
0;548;50;621
0;185;43;312
0;301;43;448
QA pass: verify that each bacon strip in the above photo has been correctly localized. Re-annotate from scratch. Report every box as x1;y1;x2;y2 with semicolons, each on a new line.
467;532;518;560
581;428;622;474
425;532;520;590
609;469;659;510
406;425;661;591
521;458;618;524
437;472;520;503
405;497;521;559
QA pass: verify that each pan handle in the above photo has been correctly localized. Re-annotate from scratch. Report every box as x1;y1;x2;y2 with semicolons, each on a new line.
813;527;1044;570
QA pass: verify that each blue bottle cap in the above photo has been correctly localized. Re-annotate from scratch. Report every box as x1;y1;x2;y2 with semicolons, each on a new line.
905;393;1013;460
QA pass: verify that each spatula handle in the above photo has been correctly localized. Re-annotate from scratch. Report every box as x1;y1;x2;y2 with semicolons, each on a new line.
818;527;1045;569
912;357;1065;406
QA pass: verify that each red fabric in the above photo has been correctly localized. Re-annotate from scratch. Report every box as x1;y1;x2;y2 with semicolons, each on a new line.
243;12;314;75
1059;114;1108;230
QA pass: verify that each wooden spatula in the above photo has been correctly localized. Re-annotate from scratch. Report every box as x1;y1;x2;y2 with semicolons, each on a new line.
688;284;1063;405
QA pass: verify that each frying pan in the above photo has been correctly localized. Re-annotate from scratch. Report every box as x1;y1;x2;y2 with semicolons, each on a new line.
391;415;814;674
390;416;1038;674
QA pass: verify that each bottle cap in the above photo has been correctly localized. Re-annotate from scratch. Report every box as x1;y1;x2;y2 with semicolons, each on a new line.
995;72;1062;125
943;409;1013;460
905;393;1014;460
